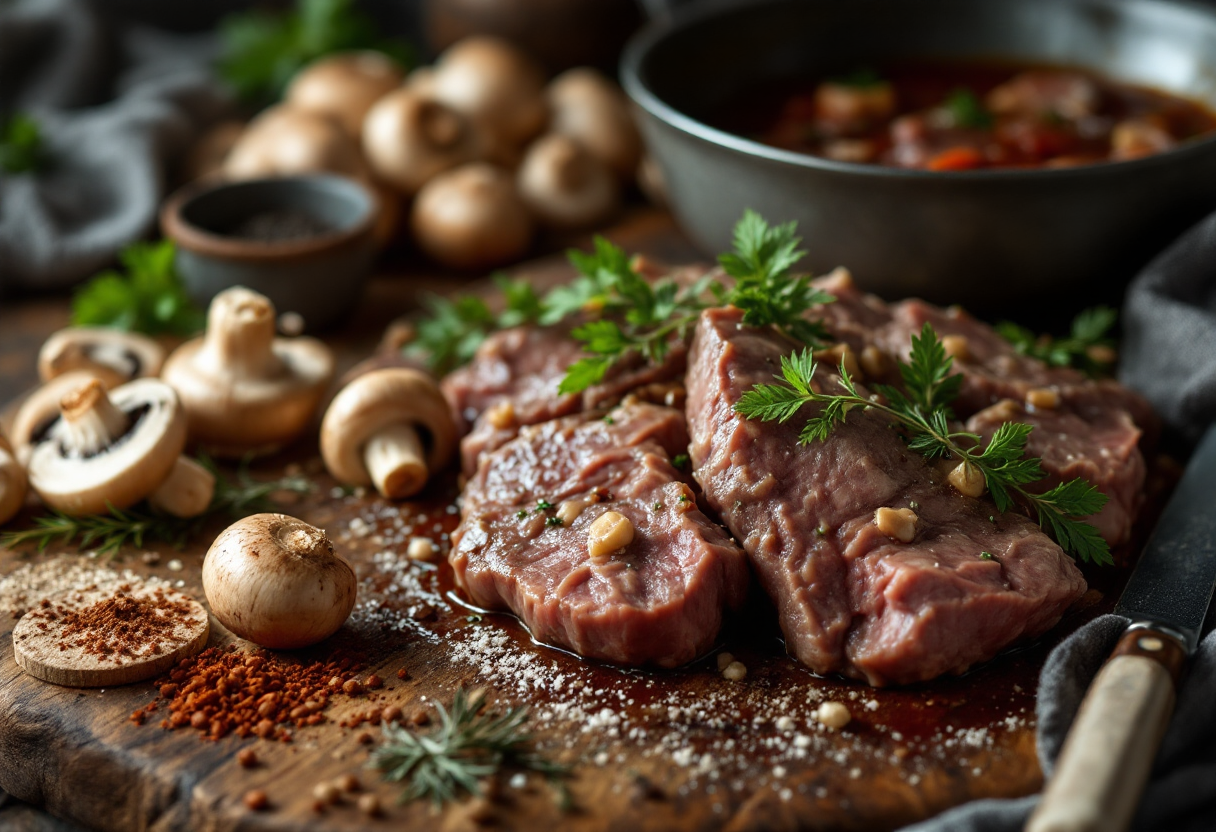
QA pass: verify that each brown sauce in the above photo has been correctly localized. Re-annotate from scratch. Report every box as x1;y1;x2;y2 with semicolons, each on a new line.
713;59;1216;170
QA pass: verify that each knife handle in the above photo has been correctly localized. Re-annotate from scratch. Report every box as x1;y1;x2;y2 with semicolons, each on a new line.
1026;626;1185;832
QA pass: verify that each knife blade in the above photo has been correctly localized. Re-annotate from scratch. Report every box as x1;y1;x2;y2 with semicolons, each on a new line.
1027;423;1216;832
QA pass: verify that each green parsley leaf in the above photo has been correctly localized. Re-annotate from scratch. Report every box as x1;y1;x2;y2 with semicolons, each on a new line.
409;280;544;376
0;114;46;174
72;241;205;337
997;306;1117;377
944;88;994;129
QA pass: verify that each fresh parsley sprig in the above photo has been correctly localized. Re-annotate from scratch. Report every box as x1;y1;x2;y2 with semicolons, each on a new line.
735;323;1112;565
72;240;205;337
0;461;313;557
0;113;46;174
371;688;565;807
409;276;544;376
945;88;994;130
997;306;1117;378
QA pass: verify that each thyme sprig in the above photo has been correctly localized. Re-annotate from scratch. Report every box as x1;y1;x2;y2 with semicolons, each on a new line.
997;306;1117;378
0;461;313;557
735;323;1111;565
371;688;565;807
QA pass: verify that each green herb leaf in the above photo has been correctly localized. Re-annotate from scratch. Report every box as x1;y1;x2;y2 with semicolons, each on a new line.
218;0;413;103
944;88;994;129
71;241;205;337
829;67;886;89
997;306;1118;377
0;114;46;174
371;688;565;807
734;326;1112;565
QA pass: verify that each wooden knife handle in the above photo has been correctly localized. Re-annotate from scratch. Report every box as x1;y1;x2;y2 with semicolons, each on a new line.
1026;627;1186;832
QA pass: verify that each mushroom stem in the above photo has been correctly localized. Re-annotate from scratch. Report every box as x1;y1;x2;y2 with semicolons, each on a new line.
148;457;216;518
363;423;428;499
59;380;129;457
200;289;285;379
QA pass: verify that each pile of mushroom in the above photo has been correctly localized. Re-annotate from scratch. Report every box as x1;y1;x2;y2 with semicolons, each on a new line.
162;286;334;458
197;35;652;269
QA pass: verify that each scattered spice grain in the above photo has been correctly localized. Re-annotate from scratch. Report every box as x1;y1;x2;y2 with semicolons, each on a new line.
357;793;382;817
237;748;258;768
243;789;269;811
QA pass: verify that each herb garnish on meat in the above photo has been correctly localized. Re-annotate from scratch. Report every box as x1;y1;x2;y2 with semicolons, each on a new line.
997;306;1117;377
735;324;1112;565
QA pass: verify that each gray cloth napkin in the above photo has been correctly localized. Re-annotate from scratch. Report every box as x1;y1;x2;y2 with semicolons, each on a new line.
0;0;230;293
905;212;1216;831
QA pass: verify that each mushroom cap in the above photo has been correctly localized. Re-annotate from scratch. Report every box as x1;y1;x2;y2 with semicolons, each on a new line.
184;120;246;182
517;134;620;230
38;327;166;389
320;368;457;487
203;513;357;649
26;378;187;516
161;334;334;457
286;51;405;140
9;370;106;467
223;105;366;180
0;433;28;526
429;36;549;148
362;88;478;194
410;162;534;269
547;68;642;178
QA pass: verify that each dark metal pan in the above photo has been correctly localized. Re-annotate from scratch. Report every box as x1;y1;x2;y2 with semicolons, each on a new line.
622;0;1216;311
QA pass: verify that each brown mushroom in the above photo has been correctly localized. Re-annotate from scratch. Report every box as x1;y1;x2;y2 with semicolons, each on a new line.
546;68;642;179
410;163;534;269
161;287;334;457
38;327;166;390
320;369;457;499
428;37;549;150
362;88;479;195
0;433;28;526
184;120;246;182
25;379;214;517
223;105;366;180
285;51;405;140
517;134;619;229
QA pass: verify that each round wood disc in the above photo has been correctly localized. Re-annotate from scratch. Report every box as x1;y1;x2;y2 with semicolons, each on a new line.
12;582;210;688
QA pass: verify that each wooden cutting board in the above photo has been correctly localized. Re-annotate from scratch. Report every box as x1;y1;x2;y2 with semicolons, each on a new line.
0;210;1150;832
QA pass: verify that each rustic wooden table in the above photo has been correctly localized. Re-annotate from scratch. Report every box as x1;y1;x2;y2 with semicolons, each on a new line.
0;210;1127;832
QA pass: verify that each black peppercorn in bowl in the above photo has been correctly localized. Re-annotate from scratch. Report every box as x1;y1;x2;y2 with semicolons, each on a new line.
160;175;378;332
622;0;1216;313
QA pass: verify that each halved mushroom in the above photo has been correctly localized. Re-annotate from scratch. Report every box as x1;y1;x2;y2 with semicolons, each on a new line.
38;328;166;390
9;370;106;467
285;51;405;140
223;105;366;180
428;37;549;150
25;378;214;517
546;68;642;179
320;369;457;499
0;433;28;526
161;287;334;457
362;88;479;195
410;163;534;269
517;134;619;230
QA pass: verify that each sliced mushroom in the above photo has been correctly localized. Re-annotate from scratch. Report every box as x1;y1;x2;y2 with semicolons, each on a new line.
161;287;334;457
428;37;549;150
362;88;479;195
0;433;28;526
410;163;534;269
38;328;166;390
285;51;405;140
9;370;106;467
223;105;366;180
25;378;213;517
547;68;642;179
320;369;457;499
517;134;619;229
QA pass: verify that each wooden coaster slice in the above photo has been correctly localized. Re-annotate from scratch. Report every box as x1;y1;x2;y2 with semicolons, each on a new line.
12;581;210;687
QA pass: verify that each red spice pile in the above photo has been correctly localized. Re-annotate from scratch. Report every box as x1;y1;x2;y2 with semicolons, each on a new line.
130;646;366;741
22;586;196;663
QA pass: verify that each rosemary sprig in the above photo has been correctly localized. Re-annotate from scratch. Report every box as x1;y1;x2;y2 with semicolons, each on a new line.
735;323;1112;565
0;461;313;557
371;688;565;807
997;306;1117;378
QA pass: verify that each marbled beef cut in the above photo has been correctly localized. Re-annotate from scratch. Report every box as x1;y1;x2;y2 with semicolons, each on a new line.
449;402;749;668
685;307;1087;686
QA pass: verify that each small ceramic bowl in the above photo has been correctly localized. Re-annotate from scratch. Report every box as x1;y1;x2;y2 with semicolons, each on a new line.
160;175;378;332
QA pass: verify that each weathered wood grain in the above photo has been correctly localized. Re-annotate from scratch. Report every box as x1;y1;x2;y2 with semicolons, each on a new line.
0;210;1139;832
